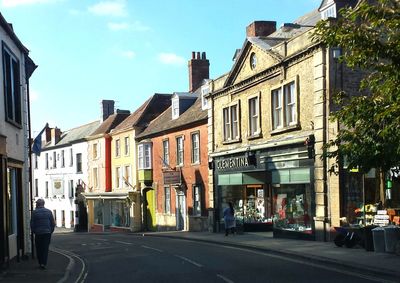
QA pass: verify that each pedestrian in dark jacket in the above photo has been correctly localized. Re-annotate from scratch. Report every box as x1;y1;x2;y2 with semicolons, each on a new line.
30;198;55;269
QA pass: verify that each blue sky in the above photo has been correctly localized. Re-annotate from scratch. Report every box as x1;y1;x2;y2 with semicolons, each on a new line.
0;0;321;135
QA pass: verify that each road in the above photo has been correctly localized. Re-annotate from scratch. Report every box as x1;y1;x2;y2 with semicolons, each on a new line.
52;233;390;283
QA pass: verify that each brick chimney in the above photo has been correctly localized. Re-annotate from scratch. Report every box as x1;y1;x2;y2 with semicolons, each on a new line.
51;127;61;146
45;127;51;143
101;100;115;121
188;51;209;93
246;21;277;37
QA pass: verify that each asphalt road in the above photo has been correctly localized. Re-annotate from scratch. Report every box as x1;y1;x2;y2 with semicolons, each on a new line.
52;233;390;283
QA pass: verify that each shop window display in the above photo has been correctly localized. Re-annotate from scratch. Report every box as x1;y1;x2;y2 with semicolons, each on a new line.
110;200;130;227
272;184;312;233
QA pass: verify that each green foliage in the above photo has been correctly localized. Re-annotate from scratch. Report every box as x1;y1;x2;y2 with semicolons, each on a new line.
313;0;400;173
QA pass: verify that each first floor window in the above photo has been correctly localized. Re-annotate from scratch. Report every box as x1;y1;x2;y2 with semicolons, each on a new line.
138;143;152;169
45;181;49;198
191;132;200;164
165;186;171;214
176;136;184;166
93;168;98;188
162;139;169;167
69;180;74;198
76;153;82;173
34;178;39;197
272;80;298;130
223;104;239;141
115;167;122;188
124;165;131;188
3;44;21;125
248;96;260;136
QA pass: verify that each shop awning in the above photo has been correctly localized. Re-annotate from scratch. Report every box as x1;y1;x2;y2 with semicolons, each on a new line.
271;168;310;184
218;171;266;185
84;192;129;200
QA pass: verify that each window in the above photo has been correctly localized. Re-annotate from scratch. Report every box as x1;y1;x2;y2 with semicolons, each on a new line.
61;150;65;167
45;153;49;169
45;181;49;198
248;96;260;136
201;84;210;110
124;136;130;156
68;180;74;198
124;165;131;188
176;136;184;166
138;143;152;169
193;185;202;216
53;151;57;168
271;80;298;131
69;148;73;166
162;139;169;167
34;155;38;169
93;143;98;159
164;186;171;214
2;44;21;126
53;210;57;224
191;132;200;164
115;166;122;188
115;139;121;157
223;104;239;141
321;5;336;19
76;153;82;173
93;168;98;188
172;97;179;119
34;179;38;197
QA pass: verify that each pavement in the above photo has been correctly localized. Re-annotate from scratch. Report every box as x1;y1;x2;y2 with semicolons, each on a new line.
0;227;399;283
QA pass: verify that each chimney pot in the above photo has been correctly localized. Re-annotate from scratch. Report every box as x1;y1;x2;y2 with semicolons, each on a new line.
188;51;210;92
192;51;195;59
196;52;200;59
202;52;206;60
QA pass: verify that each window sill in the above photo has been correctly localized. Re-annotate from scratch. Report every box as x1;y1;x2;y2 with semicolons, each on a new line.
222;138;242;145
191;162;200;166
247;133;263;140
271;124;300;135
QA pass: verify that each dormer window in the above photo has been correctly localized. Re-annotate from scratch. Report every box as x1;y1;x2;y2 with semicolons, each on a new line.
321;3;336;19
201;83;210;110
172;96;179;119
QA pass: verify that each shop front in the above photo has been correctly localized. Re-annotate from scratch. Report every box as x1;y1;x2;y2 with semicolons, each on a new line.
213;144;315;239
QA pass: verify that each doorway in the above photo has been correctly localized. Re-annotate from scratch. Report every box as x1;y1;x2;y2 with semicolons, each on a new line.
176;192;186;231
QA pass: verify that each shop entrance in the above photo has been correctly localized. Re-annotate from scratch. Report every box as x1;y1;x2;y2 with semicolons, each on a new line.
176;192;186;231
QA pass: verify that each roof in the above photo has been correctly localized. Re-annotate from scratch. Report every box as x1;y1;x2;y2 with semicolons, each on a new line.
43;120;100;149
0;12;29;54
90;112;130;136
113;93;172;133
136;89;207;140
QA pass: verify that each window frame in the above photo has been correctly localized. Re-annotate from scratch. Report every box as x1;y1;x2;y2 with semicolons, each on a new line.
172;96;179;119
191;132;200;164
138;143;152;169
76;153;82;173
222;102;240;142
271;77;299;133
176;136;184;166
164;186;171;214
115;139;121;157
93;143;98;160
124;136;130;156
162;139;169;168
2;43;22;127
115;166;122;188
248;94;261;138
193;185;202;216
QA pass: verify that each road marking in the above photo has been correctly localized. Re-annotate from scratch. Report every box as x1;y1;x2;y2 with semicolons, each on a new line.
141;245;163;252
52;247;86;283
96;238;108;241
217;274;234;283
174;255;203;268
115;241;132;245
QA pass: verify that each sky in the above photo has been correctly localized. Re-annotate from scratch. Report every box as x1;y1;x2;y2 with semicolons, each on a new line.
0;0;321;135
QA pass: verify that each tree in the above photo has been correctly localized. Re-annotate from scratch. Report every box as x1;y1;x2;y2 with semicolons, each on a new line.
313;0;400;177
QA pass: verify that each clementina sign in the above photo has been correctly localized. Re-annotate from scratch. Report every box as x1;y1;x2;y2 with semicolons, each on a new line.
163;170;181;185
216;156;250;170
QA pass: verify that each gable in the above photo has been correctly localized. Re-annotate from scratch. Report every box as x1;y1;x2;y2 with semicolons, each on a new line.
224;39;282;88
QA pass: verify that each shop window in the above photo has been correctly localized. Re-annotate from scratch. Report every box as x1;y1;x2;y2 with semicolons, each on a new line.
6;167;19;235
110;200;130;227
94;200;103;224
223;103;240;142
272;184;312;233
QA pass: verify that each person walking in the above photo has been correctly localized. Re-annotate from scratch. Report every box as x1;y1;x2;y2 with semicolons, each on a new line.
223;202;236;236
30;198;56;269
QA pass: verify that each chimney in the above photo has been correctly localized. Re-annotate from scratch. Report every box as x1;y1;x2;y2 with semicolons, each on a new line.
246;21;277;37
188;51;209;93
51;127;61;146
45;127;52;143
101;100;115;121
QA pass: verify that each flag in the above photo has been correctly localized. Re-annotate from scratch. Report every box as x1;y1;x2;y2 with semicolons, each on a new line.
31;123;48;156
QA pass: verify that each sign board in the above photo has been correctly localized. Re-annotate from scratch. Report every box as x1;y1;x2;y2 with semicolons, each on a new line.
163;170;181;185
53;179;64;195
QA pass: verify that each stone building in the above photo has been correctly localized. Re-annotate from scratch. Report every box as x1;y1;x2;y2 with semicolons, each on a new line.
207;1;363;241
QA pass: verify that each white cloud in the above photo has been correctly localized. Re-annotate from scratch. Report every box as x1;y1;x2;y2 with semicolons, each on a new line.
88;0;127;17
1;0;58;7
131;21;151;32
158;53;185;66
108;22;129;31
120;50;135;59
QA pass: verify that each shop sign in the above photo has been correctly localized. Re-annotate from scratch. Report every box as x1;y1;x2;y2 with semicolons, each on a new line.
163;170;181;185
216;156;251;171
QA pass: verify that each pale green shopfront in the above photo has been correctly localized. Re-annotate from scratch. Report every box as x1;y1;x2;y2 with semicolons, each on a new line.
213;143;315;240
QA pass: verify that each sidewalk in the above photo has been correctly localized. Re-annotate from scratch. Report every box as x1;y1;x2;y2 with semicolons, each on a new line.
140;231;400;281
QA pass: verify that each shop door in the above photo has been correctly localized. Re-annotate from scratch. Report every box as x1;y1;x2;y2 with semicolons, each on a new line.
144;188;156;231
176;192;186;231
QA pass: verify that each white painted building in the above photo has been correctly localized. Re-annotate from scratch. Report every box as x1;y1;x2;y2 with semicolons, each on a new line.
0;13;37;267
32;121;100;229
